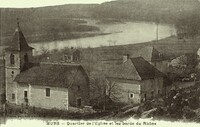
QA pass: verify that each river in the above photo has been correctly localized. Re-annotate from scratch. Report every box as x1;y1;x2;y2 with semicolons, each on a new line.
30;21;176;55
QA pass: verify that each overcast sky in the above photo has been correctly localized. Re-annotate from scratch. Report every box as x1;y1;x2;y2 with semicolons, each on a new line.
0;0;114;8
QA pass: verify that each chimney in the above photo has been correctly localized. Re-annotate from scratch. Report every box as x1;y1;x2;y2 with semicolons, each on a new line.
123;54;130;63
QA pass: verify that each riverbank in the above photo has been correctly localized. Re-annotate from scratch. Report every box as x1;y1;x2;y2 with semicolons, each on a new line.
27;32;112;44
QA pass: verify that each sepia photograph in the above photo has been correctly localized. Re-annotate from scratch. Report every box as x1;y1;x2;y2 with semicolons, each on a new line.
0;0;200;126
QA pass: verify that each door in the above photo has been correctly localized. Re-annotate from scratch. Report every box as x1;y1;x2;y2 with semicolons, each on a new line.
144;93;147;102
77;98;82;107
24;91;28;103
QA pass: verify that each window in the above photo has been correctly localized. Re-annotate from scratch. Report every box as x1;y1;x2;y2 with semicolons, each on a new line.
24;91;28;98
158;90;160;94
46;88;50;97
144;93;147;99
12;93;15;100
24;53;29;63
129;93;134;99
143;93;147;102
10;53;15;65
77;98;82;107
11;71;14;80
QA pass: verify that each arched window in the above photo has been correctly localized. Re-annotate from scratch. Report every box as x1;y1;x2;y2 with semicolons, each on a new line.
24;53;29;63
10;53;15;65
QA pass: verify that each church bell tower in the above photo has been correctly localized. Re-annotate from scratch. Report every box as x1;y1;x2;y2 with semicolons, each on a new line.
5;20;34;103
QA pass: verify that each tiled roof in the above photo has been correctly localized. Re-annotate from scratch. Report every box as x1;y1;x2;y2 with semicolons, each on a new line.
106;57;164;80
15;63;88;88
130;57;164;80
6;24;33;51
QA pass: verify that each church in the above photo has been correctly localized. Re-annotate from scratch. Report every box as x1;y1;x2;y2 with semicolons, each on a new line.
4;22;90;110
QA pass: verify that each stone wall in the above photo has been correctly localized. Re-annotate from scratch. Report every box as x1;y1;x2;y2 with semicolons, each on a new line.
140;77;164;100
16;83;69;110
107;78;141;104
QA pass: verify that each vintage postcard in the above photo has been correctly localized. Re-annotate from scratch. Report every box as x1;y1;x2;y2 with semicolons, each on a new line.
0;0;200;127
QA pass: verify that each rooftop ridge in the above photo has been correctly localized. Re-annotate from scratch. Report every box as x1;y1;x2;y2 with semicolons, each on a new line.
40;62;81;66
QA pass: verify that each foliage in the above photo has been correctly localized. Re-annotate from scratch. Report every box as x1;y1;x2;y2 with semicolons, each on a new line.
176;12;200;39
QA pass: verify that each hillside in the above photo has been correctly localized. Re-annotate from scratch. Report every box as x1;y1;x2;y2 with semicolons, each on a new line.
93;0;200;22
0;4;100;46
0;0;200;45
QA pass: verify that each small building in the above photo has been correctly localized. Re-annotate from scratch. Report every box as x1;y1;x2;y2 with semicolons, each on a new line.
106;57;165;104
4;22;90;110
63;48;81;63
134;46;169;73
14;63;90;110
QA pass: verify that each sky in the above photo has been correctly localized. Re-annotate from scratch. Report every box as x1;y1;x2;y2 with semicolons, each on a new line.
0;0;114;8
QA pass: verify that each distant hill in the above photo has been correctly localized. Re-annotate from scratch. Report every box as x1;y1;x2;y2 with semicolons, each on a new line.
93;0;200;22
0;4;99;45
0;4;98;36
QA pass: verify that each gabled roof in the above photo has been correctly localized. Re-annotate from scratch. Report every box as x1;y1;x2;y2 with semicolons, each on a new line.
106;59;141;80
106;57;164;80
15;63;88;88
131;57;164;80
138;46;162;62
6;23;33;51
130;46;167;62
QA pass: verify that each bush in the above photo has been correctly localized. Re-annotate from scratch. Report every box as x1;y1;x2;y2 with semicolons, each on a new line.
182;107;196;119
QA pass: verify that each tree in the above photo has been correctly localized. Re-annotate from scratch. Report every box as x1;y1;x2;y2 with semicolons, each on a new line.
106;81;123;102
176;12;200;39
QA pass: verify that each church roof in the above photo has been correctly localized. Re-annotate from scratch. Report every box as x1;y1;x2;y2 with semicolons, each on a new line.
6;22;33;51
14;63;89;88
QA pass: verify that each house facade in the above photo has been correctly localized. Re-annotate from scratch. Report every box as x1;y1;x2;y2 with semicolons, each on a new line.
106;57;164;104
5;22;90;110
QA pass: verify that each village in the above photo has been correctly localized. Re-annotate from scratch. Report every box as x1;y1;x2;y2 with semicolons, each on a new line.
0;17;200;122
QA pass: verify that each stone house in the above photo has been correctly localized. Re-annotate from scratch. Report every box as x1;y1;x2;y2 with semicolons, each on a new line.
4;22;90;110
14;63;90;110
106;57;165;104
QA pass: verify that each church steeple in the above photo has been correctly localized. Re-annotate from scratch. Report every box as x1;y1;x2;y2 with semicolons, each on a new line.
16;18;20;32
5;19;34;71
5;19;34;103
6;19;33;51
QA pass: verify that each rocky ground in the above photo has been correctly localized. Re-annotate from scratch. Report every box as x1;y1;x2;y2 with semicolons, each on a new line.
102;82;200;122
